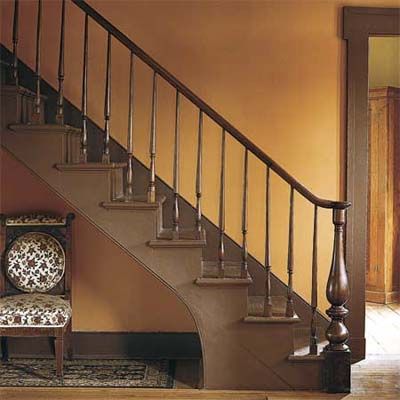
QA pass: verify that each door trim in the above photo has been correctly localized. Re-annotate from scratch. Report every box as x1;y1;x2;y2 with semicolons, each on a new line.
343;6;400;361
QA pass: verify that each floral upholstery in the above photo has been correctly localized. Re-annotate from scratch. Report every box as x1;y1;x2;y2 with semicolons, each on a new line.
0;294;71;328
5;214;67;226
6;232;65;293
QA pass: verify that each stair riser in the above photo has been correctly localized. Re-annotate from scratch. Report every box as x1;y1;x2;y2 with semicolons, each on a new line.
1;86;45;127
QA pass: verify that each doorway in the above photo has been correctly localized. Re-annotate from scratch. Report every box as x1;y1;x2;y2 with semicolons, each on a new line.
366;36;400;355
343;6;400;361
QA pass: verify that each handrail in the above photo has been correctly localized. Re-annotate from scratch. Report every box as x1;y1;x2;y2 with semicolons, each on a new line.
71;0;350;210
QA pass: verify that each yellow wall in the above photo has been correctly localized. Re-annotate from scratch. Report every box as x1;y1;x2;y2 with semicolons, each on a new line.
369;36;400;88
1;0;400;316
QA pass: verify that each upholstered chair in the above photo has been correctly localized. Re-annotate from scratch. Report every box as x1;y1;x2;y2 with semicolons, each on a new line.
0;213;74;377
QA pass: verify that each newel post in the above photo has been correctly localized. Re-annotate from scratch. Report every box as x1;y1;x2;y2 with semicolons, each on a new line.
323;208;351;393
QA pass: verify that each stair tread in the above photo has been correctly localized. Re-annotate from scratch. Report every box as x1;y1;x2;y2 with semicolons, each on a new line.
195;261;252;286
244;295;301;323
148;229;206;248
290;326;327;359
289;340;328;361
101;195;166;210
158;229;205;240
201;261;243;278
148;239;206;248
243;315;301;324
247;295;287;316
195;276;252;287
9;123;81;135
2;84;47;99
56;162;126;171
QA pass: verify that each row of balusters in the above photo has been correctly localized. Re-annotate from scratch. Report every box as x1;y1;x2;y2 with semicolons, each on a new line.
8;0;340;356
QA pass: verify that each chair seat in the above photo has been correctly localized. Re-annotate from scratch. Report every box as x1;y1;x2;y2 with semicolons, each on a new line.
0;294;71;328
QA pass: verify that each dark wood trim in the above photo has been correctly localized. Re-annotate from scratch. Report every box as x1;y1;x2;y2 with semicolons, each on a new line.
343;6;400;361
0;216;5;297
3;332;202;359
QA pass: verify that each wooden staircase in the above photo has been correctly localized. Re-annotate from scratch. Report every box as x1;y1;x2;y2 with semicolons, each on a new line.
0;0;352;392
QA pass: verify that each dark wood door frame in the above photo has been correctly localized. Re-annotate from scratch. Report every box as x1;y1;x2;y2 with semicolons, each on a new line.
343;6;400;361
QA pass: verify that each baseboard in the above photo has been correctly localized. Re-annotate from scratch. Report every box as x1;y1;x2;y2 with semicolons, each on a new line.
3;332;202;359
366;290;400;304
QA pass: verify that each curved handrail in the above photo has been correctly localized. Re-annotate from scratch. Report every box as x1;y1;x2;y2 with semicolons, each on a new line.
71;0;350;210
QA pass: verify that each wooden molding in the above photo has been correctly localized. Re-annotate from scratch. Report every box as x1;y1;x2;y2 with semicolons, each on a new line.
366;290;400;304
343;6;400;362
4;332;202;359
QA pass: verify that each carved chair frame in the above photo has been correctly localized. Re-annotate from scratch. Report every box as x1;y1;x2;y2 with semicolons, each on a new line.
0;213;75;376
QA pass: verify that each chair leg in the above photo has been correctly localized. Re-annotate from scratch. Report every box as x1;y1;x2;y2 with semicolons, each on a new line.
55;335;64;377
66;321;73;360
1;337;9;361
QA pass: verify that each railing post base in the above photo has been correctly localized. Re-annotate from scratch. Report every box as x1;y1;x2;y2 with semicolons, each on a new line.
323;349;351;393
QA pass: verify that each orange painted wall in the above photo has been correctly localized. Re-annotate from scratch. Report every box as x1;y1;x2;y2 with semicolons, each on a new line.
1;0;399;314
0;148;197;332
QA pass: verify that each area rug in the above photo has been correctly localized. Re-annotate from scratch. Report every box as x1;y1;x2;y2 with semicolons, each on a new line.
0;359;175;388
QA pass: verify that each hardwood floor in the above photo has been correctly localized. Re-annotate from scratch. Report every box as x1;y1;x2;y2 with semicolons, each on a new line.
365;302;400;354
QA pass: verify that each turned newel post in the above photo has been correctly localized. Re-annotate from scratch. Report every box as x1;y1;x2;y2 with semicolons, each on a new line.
323;207;351;393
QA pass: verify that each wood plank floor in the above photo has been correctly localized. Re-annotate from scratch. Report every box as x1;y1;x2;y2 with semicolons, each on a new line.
365;302;400;354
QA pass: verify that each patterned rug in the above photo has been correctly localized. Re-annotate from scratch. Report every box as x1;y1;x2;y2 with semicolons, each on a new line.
0;359;175;388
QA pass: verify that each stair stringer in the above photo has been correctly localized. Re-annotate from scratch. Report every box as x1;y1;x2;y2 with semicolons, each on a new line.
0;124;323;390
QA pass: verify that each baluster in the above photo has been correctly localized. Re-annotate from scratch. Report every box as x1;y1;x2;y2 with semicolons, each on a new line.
264;166;273;317
32;0;42;123
147;71;157;203
12;0;19;87
56;0;66;125
80;13;89;163
324;208;350;393
172;90;181;238
102;32;112;163
218;128;226;278
195;110;203;237
125;51;135;201
310;205;318;354
285;186;295;317
241;148;249;278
